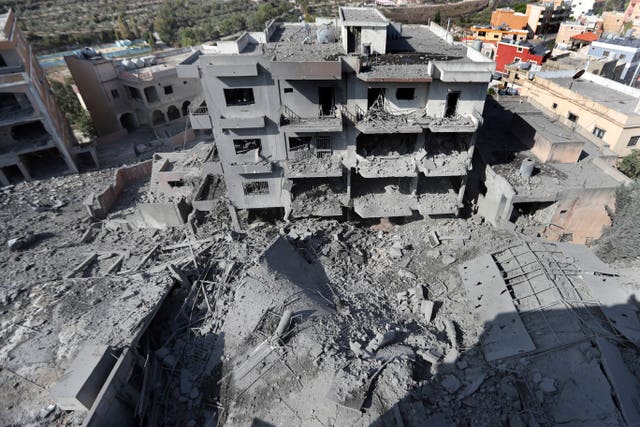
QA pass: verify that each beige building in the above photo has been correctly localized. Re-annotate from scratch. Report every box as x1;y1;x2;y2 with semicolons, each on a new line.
555;21;589;46
65;48;202;139
506;69;640;156
0;10;95;185
602;11;625;35
527;1;572;35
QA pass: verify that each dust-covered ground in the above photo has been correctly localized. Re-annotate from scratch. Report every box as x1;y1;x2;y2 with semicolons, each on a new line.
1;166;639;426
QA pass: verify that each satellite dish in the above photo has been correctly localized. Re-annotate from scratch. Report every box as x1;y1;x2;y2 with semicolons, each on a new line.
572;69;585;79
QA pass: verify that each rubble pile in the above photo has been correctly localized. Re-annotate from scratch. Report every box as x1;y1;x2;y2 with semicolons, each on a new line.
1;164;639;427
285;153;342;177
291;183;347;217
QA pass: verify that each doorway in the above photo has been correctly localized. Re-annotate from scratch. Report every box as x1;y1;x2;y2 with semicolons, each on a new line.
318;87;335;116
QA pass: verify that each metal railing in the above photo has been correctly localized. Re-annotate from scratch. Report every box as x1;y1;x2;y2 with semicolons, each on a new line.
188;94;208;116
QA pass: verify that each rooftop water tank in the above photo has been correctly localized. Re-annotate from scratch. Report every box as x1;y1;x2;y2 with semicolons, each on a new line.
520;158;535;178
133;57;145;68
122;59;136;70
317;24;335;44
142;55;158;66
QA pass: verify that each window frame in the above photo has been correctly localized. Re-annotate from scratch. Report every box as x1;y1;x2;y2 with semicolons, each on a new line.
224;88;255;106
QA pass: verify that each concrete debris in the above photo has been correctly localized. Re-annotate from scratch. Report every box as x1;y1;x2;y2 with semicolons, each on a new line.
1;145;639;427
441;374;462;393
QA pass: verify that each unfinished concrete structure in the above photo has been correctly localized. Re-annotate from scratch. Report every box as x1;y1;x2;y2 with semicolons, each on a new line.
177;7;495;220
65;47;202;139
0;10;94;185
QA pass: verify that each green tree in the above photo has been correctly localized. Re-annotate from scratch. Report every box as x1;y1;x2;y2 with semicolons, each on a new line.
154;0;177;43
434;10;442;24
115;13;133;39
618;150;640;179
50;79;97;138
178;27;198;46
513;2;527;13
142;30;156;47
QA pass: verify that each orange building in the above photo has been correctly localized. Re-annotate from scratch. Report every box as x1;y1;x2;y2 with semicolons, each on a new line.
490;8;529;30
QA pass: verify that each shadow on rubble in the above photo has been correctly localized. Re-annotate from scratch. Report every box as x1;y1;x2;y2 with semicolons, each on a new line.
364;299;640;427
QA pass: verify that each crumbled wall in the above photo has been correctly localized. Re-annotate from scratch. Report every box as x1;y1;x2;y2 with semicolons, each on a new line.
84;160;152;219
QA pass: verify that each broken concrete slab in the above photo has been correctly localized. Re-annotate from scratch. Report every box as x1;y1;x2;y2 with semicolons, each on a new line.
459;254;535;361
596;338;640;426
49;344;117;411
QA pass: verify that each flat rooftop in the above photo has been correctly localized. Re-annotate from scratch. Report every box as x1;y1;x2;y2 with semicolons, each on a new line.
393;25;466;57
594;37;640;48
518;111;580;144
486;100;622;197
339;7;388;25
266;24;343;62
118;48;194;74
547;76;640;115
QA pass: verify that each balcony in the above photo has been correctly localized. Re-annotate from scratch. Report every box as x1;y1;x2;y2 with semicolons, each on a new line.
0;71;27;89
355;102;423;135
0;65;24;76
228;160;273;175
218;115;265;130
352;177;415;218
280;105;343;133
415;177;460;216
418;113;479;133
357;156;417;178
291;178;347;218
188;95;211;129
0;104;36;127
418;137;472;176
284;150;343;178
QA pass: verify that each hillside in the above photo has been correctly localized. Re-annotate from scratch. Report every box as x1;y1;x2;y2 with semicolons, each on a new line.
0;0;292;53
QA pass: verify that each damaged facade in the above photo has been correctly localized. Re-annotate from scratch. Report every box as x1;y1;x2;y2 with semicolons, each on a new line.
0;10;96;185
475;98;631;244
65;47;202;139
177;7;495;220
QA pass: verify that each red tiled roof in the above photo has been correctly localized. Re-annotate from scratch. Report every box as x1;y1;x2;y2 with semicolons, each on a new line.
570;32;599;42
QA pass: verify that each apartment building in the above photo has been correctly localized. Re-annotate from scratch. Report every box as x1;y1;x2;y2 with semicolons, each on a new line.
588;37;640;82
602;11;625;35
495;40;549;73
490;8;529;30
506;69;640;156
65;48;202;138
556;22;591;46
469;25;529;43
177;7;495;220
625;0;640;22
527;1;572;35
569;0;605;19
0;10;94;185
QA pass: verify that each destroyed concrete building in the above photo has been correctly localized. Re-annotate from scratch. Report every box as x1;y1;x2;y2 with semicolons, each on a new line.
474;98;631;244
65;47;203;140
177;7;495;220
0;9;96;185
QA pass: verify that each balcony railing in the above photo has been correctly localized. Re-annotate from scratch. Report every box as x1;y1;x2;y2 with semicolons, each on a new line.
280;104;343;132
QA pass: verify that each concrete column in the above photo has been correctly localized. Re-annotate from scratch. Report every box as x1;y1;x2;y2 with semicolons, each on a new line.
227;202;241;232
0;169;11;186
57;145;79;174
410;175;419;196
16;158;32;181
